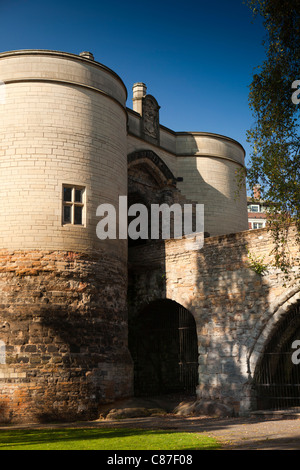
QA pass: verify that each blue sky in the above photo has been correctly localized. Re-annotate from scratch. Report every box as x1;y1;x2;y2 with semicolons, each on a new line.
0;0;266;172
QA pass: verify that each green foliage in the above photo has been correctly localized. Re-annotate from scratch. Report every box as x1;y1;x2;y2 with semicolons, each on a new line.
0;427;220;450
247;251;269;276
243;0;300;274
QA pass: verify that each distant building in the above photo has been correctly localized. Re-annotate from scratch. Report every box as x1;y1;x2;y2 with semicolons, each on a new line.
247;185;270;230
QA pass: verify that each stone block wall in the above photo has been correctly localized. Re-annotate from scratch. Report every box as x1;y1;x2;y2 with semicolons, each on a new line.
0;50;133;423
128;226;300;414
127;108;249;237
0;250;133;423
0;50;127;258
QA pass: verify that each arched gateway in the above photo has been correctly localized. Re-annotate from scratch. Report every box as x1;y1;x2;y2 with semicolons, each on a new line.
128;300;198;397
253;299;300;411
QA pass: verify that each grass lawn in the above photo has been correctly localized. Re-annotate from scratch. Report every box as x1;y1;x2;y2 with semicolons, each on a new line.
0;427;220;450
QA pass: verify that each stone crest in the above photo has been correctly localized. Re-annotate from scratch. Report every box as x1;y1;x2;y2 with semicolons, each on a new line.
142;95;160;144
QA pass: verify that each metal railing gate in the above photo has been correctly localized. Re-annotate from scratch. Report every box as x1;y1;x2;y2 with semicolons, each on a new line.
130;301;198;396
178;305;199;392
254;302;300;411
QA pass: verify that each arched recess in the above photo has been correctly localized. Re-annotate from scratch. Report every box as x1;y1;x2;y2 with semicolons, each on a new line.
127;150;178;247
128;299;198;397
128;149;177;188
250;290;300;411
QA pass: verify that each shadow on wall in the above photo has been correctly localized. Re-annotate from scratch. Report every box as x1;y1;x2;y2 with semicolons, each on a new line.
126;143;252;412
182;232;271;413
166;227;300;414
175;133;248;237
126;144;300;415
128;229;293;414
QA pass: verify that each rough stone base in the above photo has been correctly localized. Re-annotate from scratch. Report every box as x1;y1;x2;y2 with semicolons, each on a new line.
174;400;235;418
0;250;133;424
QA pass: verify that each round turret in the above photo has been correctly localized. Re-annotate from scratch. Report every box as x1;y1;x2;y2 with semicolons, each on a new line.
0;50;132;423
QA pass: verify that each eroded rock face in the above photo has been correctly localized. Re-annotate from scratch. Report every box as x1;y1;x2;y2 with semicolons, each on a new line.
174;400;235;418
106;407;162;420
98;395;234;421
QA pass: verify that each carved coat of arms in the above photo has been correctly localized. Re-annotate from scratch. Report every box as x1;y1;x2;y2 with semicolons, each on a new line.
142;95;160;143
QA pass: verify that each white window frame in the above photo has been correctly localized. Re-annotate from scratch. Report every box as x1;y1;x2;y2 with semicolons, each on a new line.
62;185;86;226
249;204;260;213
253;222;264;229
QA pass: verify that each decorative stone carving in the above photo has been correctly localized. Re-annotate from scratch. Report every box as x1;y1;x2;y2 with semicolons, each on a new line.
142;95;160;144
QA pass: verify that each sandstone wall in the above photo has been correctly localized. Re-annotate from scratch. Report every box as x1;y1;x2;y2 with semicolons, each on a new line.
0;50;127;256
0;250;133;423
128;226;300;414
0;50;132;423
127;109;248;237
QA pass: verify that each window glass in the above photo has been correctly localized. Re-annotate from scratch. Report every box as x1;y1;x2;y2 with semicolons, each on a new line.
75;189;83;203
63;205;71;223
74;205;83;225
64;187;72;202
63;185;85;225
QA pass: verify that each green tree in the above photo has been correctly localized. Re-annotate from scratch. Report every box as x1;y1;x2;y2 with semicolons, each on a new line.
245;0;300;273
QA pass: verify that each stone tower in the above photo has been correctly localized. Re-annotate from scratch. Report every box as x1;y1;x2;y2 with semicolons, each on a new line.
0;50;133;423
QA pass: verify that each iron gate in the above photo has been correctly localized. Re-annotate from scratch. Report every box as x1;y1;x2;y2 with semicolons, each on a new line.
254;302;300;411
178;306;199;391
130;300;198;396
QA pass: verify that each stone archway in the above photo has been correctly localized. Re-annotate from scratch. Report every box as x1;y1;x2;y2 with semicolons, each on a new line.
250;293;300;411
128;149;177;187
127;150;178;248
127;150;178;208
128;299;198;397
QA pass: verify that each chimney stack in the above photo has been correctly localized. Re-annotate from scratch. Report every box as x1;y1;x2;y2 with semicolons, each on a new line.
79;51;94;60
253;184;261;200
132;82;147;115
